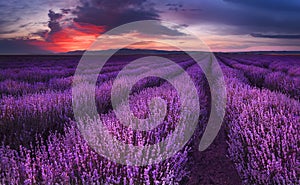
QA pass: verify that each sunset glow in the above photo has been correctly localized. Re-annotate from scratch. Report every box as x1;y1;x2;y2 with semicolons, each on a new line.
0;0;299;53
30;22;105;52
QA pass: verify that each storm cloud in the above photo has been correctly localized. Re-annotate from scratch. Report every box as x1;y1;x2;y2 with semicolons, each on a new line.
0;0;300;53
47;10;63;35
73;0;160;31
250;33;300;39
168;0;300;36
0;39;51;54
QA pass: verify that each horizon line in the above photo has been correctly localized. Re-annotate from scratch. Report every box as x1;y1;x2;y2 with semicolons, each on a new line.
1;48;300;55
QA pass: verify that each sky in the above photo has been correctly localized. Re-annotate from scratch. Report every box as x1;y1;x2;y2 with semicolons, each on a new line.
0;0;300;54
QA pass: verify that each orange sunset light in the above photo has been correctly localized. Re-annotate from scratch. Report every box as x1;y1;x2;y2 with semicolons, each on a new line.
30;22;105;53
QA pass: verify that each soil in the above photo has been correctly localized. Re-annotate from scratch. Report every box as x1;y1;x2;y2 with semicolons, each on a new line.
187;125;242;185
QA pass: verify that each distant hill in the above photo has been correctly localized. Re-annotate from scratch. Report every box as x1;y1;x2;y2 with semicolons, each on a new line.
2;49;300;56
62;48;186;56
219;51;300;55
63;49;300;56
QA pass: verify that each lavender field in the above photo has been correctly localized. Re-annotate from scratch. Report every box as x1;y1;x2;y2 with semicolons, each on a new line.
0;53;299;185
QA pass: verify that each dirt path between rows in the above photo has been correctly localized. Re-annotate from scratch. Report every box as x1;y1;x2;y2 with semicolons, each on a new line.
187;125;242;185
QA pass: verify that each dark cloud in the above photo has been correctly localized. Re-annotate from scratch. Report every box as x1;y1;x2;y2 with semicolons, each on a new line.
47;10;63;35
0;39;51;54
107;21;186;36
250;33;300;39
166;3;182;7
0;18;20;26
0;30;17;34
61;8;71;14
171;24;189;30
32;30;48;38
165;3;200;12
171;0;300;36
48;10;63;20
37;9;71;41
224;0;300;12
71;0;187;36
73;0;160;31
19;22;32;28
86;0;146;8
0;18;20;36
166;3;183;12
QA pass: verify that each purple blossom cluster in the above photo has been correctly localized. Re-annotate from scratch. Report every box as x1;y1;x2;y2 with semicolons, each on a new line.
0;54;208;184
1;124;192;184
226;79;299;184
0;53;299;184
219;56;299;184
219;55;300;99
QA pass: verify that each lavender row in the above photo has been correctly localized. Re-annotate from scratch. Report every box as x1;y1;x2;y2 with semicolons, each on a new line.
0;57;196;97
0;59;202;150
0;124;191;184
220;54;300;76
218;56;300;100
0;61;210;184
221;63;299;184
